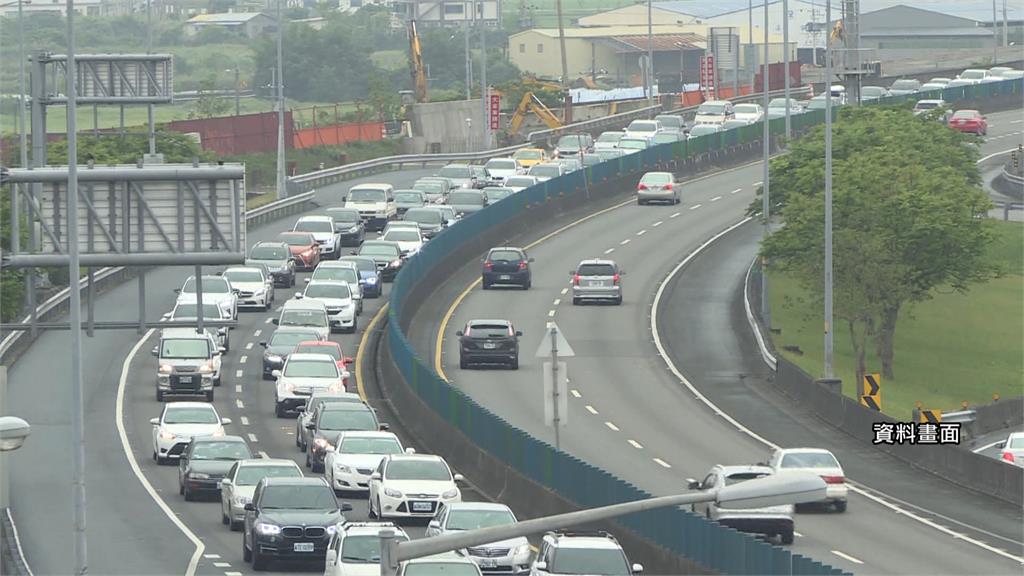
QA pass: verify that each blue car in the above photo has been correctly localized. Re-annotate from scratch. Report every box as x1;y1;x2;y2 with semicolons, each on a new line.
339;255;382;298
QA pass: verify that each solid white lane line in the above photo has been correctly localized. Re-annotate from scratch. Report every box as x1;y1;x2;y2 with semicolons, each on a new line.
831;551;864;565
730;188;742;194
653;458;672;469
247;433;258;443
585;405;599;415
553;299;561;306
239;355;247;364
605;421;620;432
753;181;763;186
620;238;631;245
234;385;242;393
689;204;702;210
604;248;615;254
561;288;569;295
240;416;250;426
628;439;644;449
972;439;1005;453
652;220;663;227
1012;119;1023;124
236;399;245;409
245;342;253;350
710;196;722;202
670;212;681;218
636;229;647;236
116;328;206;576
253;329;261;337
547;310;556;317
570;389;582;398
204;554;221;559
264;318;272;324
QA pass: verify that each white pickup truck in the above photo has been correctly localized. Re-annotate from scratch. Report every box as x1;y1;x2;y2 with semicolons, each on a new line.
344;183;396;232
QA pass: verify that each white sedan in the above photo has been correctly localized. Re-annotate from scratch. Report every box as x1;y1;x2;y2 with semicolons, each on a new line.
368;454;463;520
174;275;238;320
222;266;274;310
297;280;358;333
732;103;764;124
381;227;424;258
151;402;230;465
219;458;302;530
273;353;347;417
767;447;848;512
325;431;412;493
997;432;1024;467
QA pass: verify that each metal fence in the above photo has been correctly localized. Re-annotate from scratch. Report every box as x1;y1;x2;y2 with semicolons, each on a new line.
383;77;1022;575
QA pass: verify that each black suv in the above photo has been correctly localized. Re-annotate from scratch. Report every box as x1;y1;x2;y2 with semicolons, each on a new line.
247;241;297;288
481;247;533;290
243;477;352;570
305;403;387;473
456;319;522;370
177;435;253;501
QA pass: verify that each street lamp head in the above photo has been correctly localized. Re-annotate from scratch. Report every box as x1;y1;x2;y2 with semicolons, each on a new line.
715;471;826;509
0;416;30;451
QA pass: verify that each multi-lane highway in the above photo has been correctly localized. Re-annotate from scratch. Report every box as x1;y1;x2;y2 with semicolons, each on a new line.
412;109;1024;574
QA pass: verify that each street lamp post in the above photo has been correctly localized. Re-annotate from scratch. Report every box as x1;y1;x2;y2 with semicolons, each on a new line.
824;0;834;379
647;0;654;113
226;66;241;116
783;0;791;138
275;0;286;200
760;0;771;328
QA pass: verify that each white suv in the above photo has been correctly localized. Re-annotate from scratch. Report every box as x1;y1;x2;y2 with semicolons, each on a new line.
174;275;238;320
531;531;642;575
324;522;411;576
294;215;341;259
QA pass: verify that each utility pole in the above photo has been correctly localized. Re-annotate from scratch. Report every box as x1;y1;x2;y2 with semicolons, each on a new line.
17;0;28;170
464;3;472;99
1003;0;1008;48
146;0;155;155
760;0;771;328
991;0;998;65
65;1;88;574
234;65;241;116
647;0;654;111
554;0;569;89
824;0;834;379
480;3;489;150
275;0;287;200
748;0;754;92
783;0;791;138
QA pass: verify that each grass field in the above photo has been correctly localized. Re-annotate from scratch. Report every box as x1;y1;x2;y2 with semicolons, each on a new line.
503;0;633;28
767;220;1024;420
370;50;409;71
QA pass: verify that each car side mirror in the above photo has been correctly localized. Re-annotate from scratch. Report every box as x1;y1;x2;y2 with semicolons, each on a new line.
294;292;303;299
244;502;255;511
515;331;523;337
304;278;310;284
325;549;338;566
259;341;268;348
173;288;181;294
428;520;440;530
405;447;416;454
379;423;390;431
350;250;359;255
686;478;701;490
453;473;464;482
220;478;232;488
151;346;159;357
161;312;172;320
217;327;227;335
632;563;644;574
619;270;627;276
150;417;160;425
370;472;382;481
271;318;279;325
568;270;575;275
995;441;1006;449
340;502;353;512
217;347;227;354
271;370;282;378
455;331;463;337
535;562;547;571
305;422;316;429
221;417;232;425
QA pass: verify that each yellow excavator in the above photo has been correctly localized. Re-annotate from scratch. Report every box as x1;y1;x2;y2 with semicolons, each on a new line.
409;20;428;103
508;91;563;135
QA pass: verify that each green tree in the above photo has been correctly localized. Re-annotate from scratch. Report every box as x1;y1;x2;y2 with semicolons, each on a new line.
47;132;214;165
366;73;401;122
189;77;233;119
759;106;994;385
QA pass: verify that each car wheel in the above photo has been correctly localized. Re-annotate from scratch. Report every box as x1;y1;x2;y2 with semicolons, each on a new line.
242;537;252;562
637;199;645;205
615;296;623;305
305;450;312;469
481;280;490;290
251;544;268;571
179;480;185;496
834;501;847;513
510;357;519;370
156;389;164;402
368;496;378;519
221;503;230;525
572;297;580;305
460;357;469;369
205;390;215;402
523;280;531;290
264;300;271;312
214;376;221;387
349;318;358;334
275;402;286;418
183;485;193;501
781;529;794;545
230;519;241;532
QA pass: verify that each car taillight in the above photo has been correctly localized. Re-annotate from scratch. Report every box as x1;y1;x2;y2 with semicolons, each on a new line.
573;274;580;285
508;326;514;336
518;261;527;270
664;183;673;190
612;274;620;284
821;475;845;484
1002;452;1015;463
484;261;493;270
638;183;648;190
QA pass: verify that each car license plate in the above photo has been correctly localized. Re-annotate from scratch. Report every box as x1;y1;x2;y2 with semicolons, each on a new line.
294;542;314;552
411;501;433;512
180;376;194;384
482;342;497;349
499;274;511;280
480;559;498;568
589;281;603;287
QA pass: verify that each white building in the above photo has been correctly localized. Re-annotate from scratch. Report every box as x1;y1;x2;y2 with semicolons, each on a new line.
0;0;134;18
392;0;501;27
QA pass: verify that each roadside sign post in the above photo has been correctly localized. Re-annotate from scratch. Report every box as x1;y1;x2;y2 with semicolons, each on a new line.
860;372;881;411
537;321;574;451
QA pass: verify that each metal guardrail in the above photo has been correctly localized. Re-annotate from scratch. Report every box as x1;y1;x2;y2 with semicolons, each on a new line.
995;201;1024;220
941;410;977;424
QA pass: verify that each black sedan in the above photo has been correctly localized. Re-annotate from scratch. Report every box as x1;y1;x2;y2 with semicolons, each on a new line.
326;207;366;247
481;246;533;290
260;328;322;379
178;436;253;501
355;240;404;282
456;319;522;370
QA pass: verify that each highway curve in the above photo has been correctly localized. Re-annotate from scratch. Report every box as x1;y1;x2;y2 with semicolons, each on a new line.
412;109;1024;575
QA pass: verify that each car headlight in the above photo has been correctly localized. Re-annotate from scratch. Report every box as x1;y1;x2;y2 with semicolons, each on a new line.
333;464;351;474
513;544;531;557
198;362;213;374
389;259;402;268
326;525;338;535
159;430;176;440
212;427;226;437
255;521;281;535
274;265;289;274
441;488;459;499
232;495;250;506
282;381;295;393
266;353;283;363
383;487;402;498
252;289;265;297
190;472;210;479
159;363;174;374
365;276;378;284
348;226;360;233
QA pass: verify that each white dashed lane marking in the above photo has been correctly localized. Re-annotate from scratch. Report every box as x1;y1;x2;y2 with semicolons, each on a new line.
652;220;663;227
547;310;556;317
258;451;270;459
730;188;742;194
239;355;247;364
794;531;804;538
247;433;258;443
670;212;681;218
620;238;631;245
636;229;647;236
585;405;599;415
689;204;702;210
235;399;245;409
553;299;561;306
213;562;230;568
560;287;569;295
240;416;249;426
605;421;620;432
753;181;763;187
710;196;721;202
245;342;253;350
831;551;864;565
234;385;242;393
628;439;644;449
604;248;615;254
653;458;672;469
264;318;272;324
225;572;243;576
253;329;261;337
234;371;243;379
570;389;582;398
203;554;221;559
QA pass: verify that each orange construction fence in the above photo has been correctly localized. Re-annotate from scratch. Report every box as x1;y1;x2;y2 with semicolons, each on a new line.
679;85;756;107
293;121;384;149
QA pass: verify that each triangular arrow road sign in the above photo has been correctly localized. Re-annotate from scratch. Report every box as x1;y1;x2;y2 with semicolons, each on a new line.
534;321;576;358
865;374;880;395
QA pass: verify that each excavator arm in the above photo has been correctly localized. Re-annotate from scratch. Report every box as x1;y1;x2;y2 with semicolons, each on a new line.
409;20;428;103
508;91;563;135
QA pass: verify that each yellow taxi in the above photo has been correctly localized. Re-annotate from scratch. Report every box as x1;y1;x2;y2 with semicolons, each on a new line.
512;147;547;168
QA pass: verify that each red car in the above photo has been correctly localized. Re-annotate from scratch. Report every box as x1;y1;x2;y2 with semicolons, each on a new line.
295;340;354;391
278;231;320;270
947;109;987;135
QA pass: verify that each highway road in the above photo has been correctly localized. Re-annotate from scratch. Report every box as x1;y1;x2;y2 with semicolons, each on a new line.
415;109;1024;574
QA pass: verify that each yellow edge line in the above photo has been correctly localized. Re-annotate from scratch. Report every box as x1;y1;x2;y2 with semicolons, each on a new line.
433;157;769;382
355;301;390;401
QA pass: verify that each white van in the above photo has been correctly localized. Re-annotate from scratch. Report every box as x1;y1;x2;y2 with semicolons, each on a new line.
273;299;331;341
344;183;396;232
694;100;735;125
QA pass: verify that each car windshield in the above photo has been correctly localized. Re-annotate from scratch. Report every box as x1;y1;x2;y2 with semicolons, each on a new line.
449;192;484;205
329;211;360;223
618;140;646;149
172;304;222;319
915;101;941;110
862;87;886;96
655;116;682;128
891;79;919;90
446;509;516;531
161;338;210;359
641;173;672;184
319;409;377;431
395;192;423;203
413;182;444;194
386;459;451;481
339;436;403;454
504;177;535;187
577;263;616;276
557;135;584;147
305;283;351;299
341;257;378;273
767;98;794;109
224;270;263;284
250;245;288;260
488;250;523;262
259;485;336;510
182;277;230;294
734;104;759;114
279;234;313;247
485;189;513;201
486;159;516;170
724;472;771;486
295;344;341;359
191;441;251;461
404;563;479;576
959;70;985;79
653;134;678;143
780;452;840;468
294;220;333;233
530;165;562;178
551;548;629;575
597;132;623;143
689;126;720;137
284;359;338;378
1008;437;1024;448
952;110;978;119
405;210;443;225
438;165;473;178
467;323;512;337
627;121;657;133
280;310;328;327
312;267;359;283
360;244;400;258
348;189;387;203
697;102;727;114
235;464;301;486
383;230;421;242
269;331;317;347
514;149;542;160
164;407;219;424
341;534;410;564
